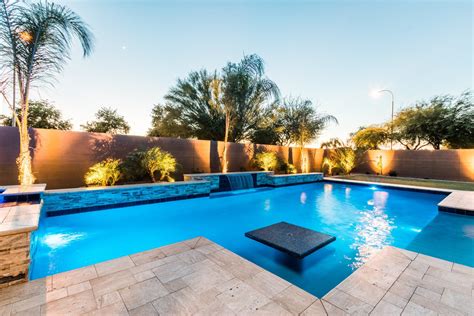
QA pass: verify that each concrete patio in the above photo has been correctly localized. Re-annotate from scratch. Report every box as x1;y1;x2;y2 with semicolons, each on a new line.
0;237;471;315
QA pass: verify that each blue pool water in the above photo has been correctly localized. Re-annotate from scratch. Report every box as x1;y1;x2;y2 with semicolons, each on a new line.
31;182;474;297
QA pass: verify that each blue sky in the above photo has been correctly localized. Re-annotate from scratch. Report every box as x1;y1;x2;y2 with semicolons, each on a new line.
2;0;472;145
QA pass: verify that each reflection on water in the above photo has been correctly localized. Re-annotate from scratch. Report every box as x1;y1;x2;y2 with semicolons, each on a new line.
324;183;333;195
43;232;85;249
349;191;396;268
264;199;271;211
345;187;351;198
300;192;307;204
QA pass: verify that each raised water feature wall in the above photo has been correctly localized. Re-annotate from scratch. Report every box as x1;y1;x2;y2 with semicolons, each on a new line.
184;172;272;192
225;173;254;190
184;171;324;191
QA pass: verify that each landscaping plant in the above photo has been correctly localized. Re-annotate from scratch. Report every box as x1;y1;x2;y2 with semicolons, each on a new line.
0;0;94;185
142;147;177;182
254;151;278;171
84;159;121;186
278;161;297;174
323;147;357;175
120;149;148;182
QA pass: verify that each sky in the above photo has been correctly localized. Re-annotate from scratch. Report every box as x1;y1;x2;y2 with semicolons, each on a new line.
1;0;472;146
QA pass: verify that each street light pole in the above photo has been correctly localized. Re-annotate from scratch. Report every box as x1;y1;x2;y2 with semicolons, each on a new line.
379;89;394;150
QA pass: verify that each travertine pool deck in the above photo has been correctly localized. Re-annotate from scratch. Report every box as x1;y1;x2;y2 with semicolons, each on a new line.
323;246;473;315
0;237;472;315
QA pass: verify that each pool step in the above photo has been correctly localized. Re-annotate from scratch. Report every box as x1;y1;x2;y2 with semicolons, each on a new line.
438;191;474;216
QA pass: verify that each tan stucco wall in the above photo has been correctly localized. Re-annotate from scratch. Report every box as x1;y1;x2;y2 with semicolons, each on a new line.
0;127;323;189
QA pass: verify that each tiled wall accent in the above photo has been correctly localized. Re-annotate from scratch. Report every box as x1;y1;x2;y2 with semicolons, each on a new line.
184;172;273;191
183;175;220;190
43;181;211;213
256;172;273;186
184;172;323;190
0;232;30;288
268;173;324;187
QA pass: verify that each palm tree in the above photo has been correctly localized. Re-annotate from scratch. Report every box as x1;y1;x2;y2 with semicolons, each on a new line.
282;97;337;172
149;55;279;173
0;0;93;185
222;54;280;142
163;70;226;141
220;54;280;171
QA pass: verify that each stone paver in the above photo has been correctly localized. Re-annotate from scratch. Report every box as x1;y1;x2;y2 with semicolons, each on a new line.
322;246;474;316
0;237;471;315
0;237;316;315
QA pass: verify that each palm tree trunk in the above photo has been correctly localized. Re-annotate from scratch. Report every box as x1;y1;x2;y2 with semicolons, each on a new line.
222;112;230;173
300;135;306;173
17;100;35;185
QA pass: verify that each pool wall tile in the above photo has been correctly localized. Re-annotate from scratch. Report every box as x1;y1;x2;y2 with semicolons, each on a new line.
43;181;211;214
268;173;324;187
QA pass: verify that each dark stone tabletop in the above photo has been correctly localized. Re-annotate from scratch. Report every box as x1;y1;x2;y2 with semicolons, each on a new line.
245;221;336;259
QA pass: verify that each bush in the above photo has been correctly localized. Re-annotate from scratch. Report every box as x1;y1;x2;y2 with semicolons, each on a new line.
388;170;398;177
323;148;357;175
120;149;148;182
279;161;297;174
84;158;121;186
254;152;278;171
142;147;177;182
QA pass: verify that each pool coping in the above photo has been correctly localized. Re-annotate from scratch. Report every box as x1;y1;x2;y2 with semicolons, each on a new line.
46;193;210;217
0;184;46;236
324;177;455;194
45;180;208;194
5;237;471;314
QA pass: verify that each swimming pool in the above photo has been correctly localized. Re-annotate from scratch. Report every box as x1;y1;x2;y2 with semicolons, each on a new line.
31;181;474;297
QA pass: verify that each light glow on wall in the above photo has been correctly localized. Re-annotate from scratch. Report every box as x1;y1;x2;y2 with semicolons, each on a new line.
458;150;474;181
367;150;395;175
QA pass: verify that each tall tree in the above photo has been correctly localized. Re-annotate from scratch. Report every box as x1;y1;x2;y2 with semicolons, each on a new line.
221;54;280;142
219;54;279;171
392;91;473;149
148;54;280;172
149;56;280;144
0;0;93;185
81;107;130;134
320;137;344;149
0;99;72;130
280;97;337;172
351;126;389;150
148;70;226;140
249;103;286;145
281;97;337;147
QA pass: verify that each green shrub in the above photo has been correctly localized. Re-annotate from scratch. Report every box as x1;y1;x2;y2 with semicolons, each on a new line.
84;158;121;186
323;148;357;175
254;152;279;171
120;149;148;182
322;157;336;175
142;147;177;182
278;161;297;174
